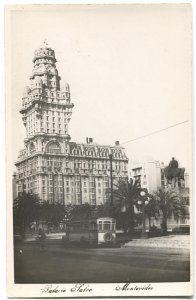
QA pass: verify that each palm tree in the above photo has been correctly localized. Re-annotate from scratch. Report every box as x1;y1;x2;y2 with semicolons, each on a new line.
154;188;185;235
113;178;142;233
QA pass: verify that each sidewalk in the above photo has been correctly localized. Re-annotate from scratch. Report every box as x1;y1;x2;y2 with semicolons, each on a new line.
123;234;190;250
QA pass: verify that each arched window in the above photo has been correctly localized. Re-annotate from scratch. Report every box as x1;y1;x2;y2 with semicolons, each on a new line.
46;142;61;154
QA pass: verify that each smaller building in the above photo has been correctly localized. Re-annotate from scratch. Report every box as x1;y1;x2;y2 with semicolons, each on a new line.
130;157;162;193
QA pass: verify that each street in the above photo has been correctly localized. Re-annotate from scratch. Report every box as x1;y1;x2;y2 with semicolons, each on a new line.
14;240;190;284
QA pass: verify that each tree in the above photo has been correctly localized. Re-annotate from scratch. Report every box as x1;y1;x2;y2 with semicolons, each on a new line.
40;202;65;230
153;188;185;235
64;203;109;221
113;178;142;233
13;192;40;237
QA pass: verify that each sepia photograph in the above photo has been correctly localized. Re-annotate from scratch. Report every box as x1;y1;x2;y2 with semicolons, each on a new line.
5;3;193;298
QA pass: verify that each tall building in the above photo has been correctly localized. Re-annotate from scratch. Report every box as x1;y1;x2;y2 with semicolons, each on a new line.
15;42;128;205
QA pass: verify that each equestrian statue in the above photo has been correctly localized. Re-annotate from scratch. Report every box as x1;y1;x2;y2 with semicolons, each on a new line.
164;157;185;187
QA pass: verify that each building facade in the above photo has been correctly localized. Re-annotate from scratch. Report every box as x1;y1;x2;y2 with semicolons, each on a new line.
130;157;162;193
15;42;128;205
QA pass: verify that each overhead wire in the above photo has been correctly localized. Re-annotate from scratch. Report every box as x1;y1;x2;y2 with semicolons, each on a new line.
120;120;189;146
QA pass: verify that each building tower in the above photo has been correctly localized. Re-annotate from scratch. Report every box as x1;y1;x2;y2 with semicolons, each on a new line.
15;42;128;205
16;41;74;203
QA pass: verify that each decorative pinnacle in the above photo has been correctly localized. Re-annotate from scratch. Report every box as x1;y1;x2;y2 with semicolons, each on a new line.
41;39;49;48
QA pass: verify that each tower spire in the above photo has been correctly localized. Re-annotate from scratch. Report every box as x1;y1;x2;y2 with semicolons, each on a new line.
41;39;49;48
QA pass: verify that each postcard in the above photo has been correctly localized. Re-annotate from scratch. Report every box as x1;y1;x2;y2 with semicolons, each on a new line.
5;4;193;298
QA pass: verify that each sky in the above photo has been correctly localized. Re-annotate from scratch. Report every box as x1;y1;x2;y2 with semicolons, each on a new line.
8;4;192;173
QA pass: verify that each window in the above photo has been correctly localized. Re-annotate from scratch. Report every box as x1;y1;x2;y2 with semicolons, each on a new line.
103;222;111;230
98;222;102;230
46;142;61;154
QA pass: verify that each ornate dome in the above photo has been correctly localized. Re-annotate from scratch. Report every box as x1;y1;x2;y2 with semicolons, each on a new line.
34;76;43;83
33;76;43;87
33;40;56;63
23;86;31;97
61;81;70;92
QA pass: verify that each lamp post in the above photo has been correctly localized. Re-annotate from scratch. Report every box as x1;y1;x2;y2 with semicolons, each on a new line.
63;208;71;231
109;154;113;217
138;190;149;239
63;216;69;231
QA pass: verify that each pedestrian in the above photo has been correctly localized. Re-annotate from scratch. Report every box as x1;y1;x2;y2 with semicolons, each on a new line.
38;228;46;251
